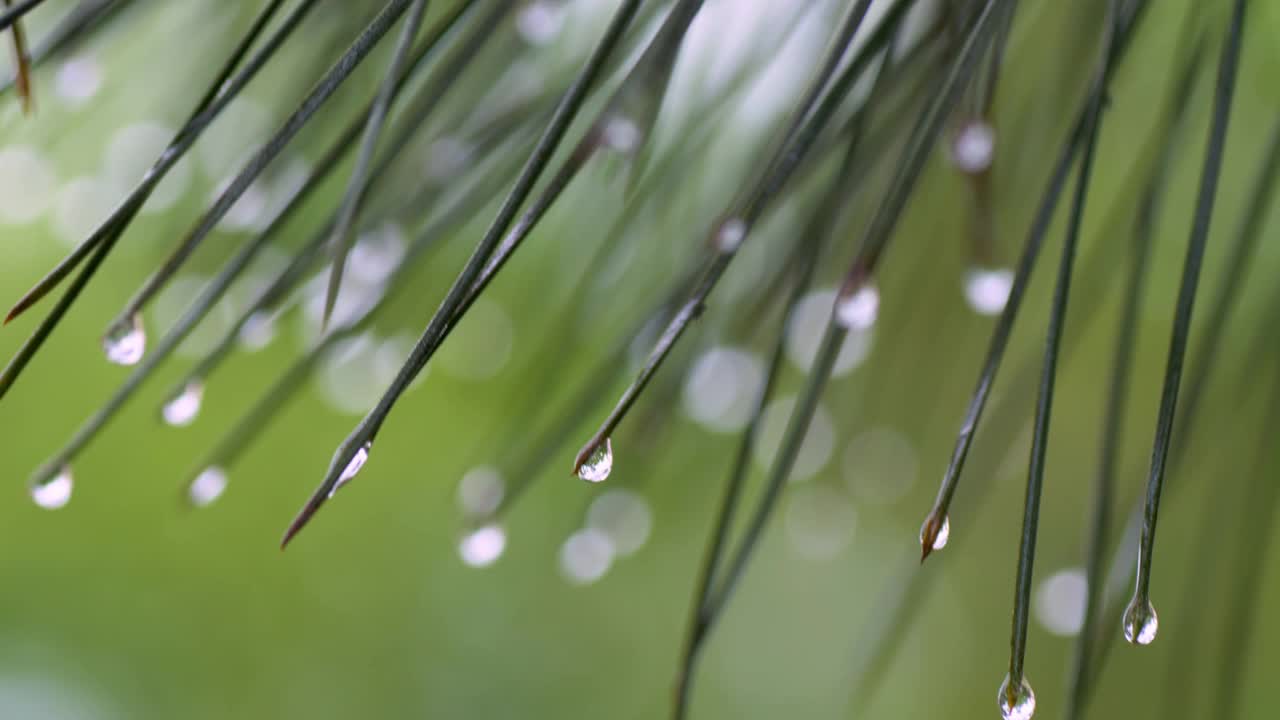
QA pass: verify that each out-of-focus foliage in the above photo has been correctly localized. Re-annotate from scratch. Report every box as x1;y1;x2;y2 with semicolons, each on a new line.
1;1;1280;718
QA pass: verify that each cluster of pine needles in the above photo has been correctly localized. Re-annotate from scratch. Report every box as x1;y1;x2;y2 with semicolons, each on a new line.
1;0;1277;718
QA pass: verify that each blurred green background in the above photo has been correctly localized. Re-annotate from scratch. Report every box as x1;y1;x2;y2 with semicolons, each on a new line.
2;0;1280;718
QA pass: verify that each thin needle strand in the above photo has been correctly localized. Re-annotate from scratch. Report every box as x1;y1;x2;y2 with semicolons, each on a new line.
918;0;1152;560
322;0;430;329
1127;0;1247;636
281;0;647;548
104;0;421;341
1005;6;1113;702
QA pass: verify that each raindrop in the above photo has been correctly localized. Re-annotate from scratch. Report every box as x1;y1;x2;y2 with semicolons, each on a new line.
458;524;507;568
329;441;371;497
54;55;103;106
834;284;880;330
577;438;613;483
751;395;835;481
786;289;873;376
920;514;951;551
964;267;1014;316
162;381;204;427
457;466;506;517
1034;568;1088;637
103;313;146;366
997;674;1036;720
31;466;73;510
951;121;995;173
347;223;406;285
600;115;641;154
237;310;277;351
559;527;615;585
586;489;652;556
682;346;764;434
714;217;747;254
1122;597;1159;646
188;467;228;508
516;1;564;45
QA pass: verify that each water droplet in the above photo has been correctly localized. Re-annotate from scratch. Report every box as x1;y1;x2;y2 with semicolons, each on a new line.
458;524;506;568
103;313;146;366
951;121;995;173
714;217;747;254
997;674;1036;720
457;466;505;517
577;438;613;483
1122;597;1159;645
162;381;204;427
55;55;103;107
329;441;371;498
31;466;73;510
586;489;653;556
1034;568;1088;637
516;1;564;45
559;527;615;585
600;115;641;154
964;267;1014;315
187;466;228;507
787;289;873;376
682;346;765;434
920;514;951;551
835;284;880;330
238;310;277;351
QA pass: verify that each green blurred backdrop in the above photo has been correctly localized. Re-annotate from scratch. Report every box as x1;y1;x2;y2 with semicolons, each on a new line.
2;1;1280;718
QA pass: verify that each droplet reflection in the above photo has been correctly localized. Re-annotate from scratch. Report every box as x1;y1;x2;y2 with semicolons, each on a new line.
103;313;146;366
458;524;507;568
162;381;204;427
964;267;1014;316
997;674;1036;720
920;514;951;551
188;466;228;508
31;466;74;510
1122;597;1159;645
576;438;613;483
329;441;371;498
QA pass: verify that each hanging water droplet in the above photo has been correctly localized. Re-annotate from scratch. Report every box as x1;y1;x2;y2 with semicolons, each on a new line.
103;313;146;365
714;217;747;254
162;381;204;427
835;284;880;330
458;524;507;568
600;114;642;155
920;514;951;551
31;465;74;510
187;466;228;507
576;438;613;483
329;441;371;498
1122;597;1159;645
951;120;996;173
964;267;1014;315
997;674;1036;720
